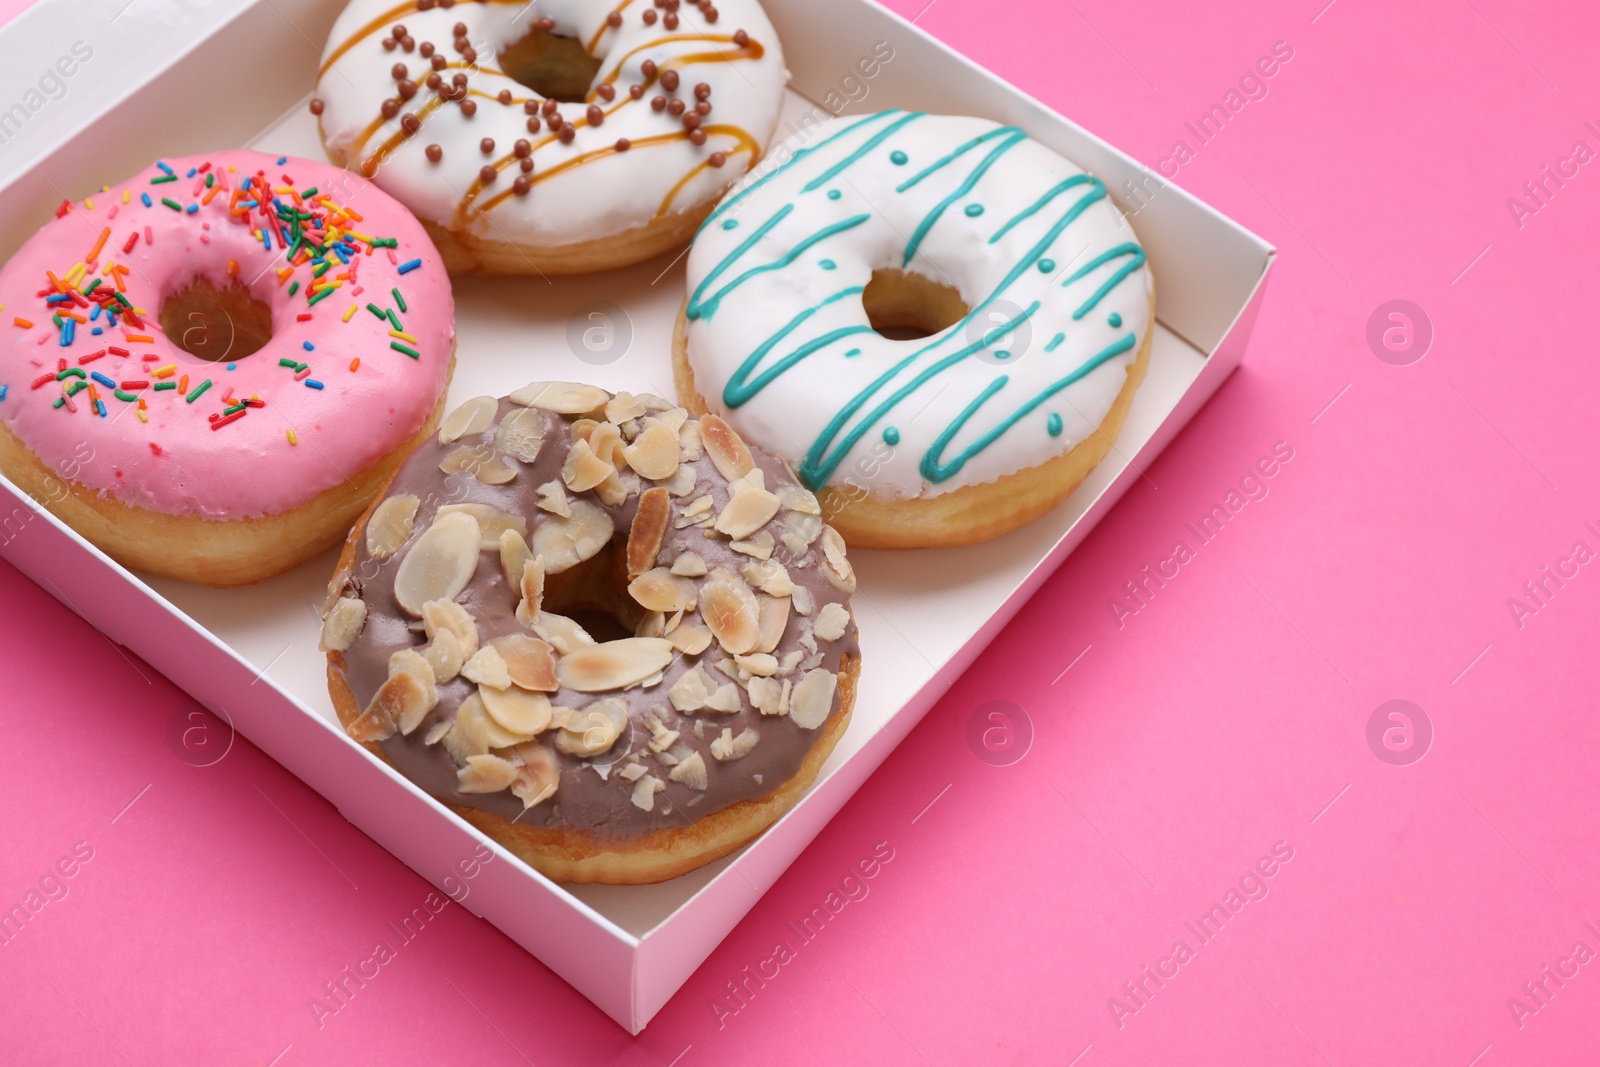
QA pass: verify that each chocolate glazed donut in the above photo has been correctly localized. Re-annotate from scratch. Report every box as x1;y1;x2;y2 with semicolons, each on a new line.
320;383;860;885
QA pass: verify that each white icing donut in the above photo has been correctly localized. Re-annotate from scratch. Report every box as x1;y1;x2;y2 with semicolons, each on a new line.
680;111;1154;502
314;0;787;253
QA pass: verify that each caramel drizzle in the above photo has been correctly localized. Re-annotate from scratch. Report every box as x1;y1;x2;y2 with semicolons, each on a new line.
328;13;768;223
360;94;447;176
597;34;766;92
585;0;640;53
455;36;764;219
656;139;762;218
472;124;761;216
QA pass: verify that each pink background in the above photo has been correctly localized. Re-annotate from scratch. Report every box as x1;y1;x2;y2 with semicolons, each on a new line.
4;0;1599;1062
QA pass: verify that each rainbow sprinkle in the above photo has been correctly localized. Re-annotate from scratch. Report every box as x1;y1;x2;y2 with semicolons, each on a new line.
12;156;427;447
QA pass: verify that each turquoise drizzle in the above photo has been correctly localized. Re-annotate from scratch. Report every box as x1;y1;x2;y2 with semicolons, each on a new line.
687;209;870;320
722;287;871;406
801;112;927;193
798;301;1041;489
1063;242;1147;320
692;113;1147;490
897;126;1026;266
699;110;920;234
794;174;1116;488
988;174;1099;245
920;334;1135;482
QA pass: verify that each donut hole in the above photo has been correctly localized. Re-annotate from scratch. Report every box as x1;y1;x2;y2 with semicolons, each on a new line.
498;26;603;104
159;277;272;363
862;268;970;341
542;537;643;643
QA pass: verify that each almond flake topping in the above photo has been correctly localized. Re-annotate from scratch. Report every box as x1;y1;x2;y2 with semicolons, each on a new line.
714;476;781;540
677;420;702;460
700;414;754;481
605;391;648;423
516;556;545;623
669;553;706;578
461;645;511;689
457;753;519;794
531;612;595;654
668;665;716;711
561;438;615;493
705;682;743;713
819;524;856;592
535;479;571;517
631;775;666;811
510;743;559;808
438;395;498;444
422;600;479;659
667;621;713;655
555;637;673;692
813;602;851;642
669;751;709;791
710;727;760;761
756;595;790;654
510;381;609;414
499;528;532;589
790;668;838;729
628;567;696;613
438;504;526;549
749;676;790;716
393;511;481;617
488;634;558;691
443;693;491;763
421;628;466;683
729;531;775;560
701;567;761;654
735;652;779;676
479;684;553;735
665;465;698;497
532;500;613;573
494;405;547;463
366;494;420;558
777;483;822;515
554;698;627;756
626;487;670;578
647;715;680;753
320;597;366;652
440;444;516;485
622;419;681;480
741;559;794;598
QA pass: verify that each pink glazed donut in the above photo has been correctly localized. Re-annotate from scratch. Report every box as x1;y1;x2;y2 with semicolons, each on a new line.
0;150;455;587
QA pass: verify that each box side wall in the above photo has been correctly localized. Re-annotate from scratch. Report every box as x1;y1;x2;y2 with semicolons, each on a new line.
0;0;1278;1036
761;0;1271;354
629;260;1271;1028
0;484;643;1030
0;0;341;258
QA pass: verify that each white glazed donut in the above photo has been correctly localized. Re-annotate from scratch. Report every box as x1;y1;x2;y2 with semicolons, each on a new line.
314;0;788;275
673;111;1155;548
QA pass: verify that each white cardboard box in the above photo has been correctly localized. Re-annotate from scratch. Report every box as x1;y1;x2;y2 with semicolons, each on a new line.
0;0;1272;1032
